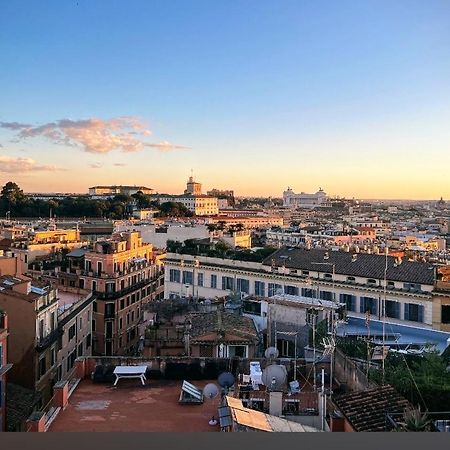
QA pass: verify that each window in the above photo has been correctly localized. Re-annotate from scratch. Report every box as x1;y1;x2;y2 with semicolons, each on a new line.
131;311;135;322
182;271;193;285
302;270;309;276
39;319;44;339
211;274;217;289
320;291;333;301
92;280;97;292
93;301;97;312
120;299;125;310
323;273;333;280
222;276;234;291
360;297;377;315
302;288;315;298
97;261;103;274
385;300;400;319
243;300;262;315
0;344;2;368
79;317;83;330
50;312;55;332
39;356;46;378
51;347;56;366
340;294;356;312
268;283;282;297
106;321;113;338
277;339;295;358
347;276;356;283
68;324;76;340
442;305;450;324
198;272;204;287
404;303;424;323
169;269;181;283
255;281;265;296
79;279;85;289
227;345;247;358
92;319;96;331
387;281;395;289
105;303;115;318
236;278;249;293
284;285;299;296
86;333;91;349
78;342;83;357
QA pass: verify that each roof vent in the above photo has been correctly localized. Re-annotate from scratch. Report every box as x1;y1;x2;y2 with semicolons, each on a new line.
324;252;329;260
351;254;358;263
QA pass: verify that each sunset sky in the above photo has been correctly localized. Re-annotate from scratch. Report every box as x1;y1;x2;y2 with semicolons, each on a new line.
1;1;449;199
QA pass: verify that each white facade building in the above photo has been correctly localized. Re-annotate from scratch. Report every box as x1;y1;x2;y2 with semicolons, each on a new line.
164;248;438;332
283;187;328;208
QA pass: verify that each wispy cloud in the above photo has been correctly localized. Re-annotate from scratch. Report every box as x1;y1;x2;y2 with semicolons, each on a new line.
89;162;103;169
0;155;66;173
0;117;188;154
113;162;127;167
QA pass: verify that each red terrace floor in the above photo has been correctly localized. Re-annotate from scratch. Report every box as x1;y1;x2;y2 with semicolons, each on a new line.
49;379;221;432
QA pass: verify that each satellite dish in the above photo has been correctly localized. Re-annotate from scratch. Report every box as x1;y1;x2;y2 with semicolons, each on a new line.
265;347;279;359
218;372;235;389
262;364;287;392
203;383;219;400
204;299;212;306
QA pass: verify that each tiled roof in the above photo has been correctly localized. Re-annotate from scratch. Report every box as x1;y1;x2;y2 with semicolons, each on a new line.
187;309;258;342
263;248;435;285
332;385;411;432
6;383;42;431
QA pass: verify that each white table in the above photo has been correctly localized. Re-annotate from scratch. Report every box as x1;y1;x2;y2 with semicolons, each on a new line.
113;365;148;386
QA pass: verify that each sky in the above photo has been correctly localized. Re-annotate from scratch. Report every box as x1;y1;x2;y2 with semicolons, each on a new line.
0;0;449;199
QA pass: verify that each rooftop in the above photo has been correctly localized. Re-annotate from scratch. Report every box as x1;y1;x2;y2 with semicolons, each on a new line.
48;379;221;432
264;248;436;285
332;385;411;432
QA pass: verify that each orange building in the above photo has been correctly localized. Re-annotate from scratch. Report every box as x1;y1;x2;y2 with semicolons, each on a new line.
80;231;164;356
0;311;12;432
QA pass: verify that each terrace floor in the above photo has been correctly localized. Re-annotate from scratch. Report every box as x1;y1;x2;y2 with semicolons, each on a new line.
48;379;221;432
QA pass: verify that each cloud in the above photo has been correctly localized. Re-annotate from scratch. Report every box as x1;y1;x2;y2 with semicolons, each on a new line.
113;163;127;167
0;117;188;154
89;162;103;169
0;156;66;173
144;141;189;151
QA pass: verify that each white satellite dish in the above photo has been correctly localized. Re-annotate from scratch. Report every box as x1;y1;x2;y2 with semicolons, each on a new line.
203;383;219;400
264;347;279;359
262;364;287;392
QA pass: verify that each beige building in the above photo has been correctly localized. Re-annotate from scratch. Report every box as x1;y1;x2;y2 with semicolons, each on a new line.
0;276;59;404
156;194;219;216
88;185;154;196
79;231;164;355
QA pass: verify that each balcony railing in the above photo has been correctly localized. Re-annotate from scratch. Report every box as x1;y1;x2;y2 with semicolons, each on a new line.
94;278;153;301
36;328;63;352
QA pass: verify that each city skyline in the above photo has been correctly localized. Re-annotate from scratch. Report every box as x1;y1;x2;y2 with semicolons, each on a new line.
1;1;450;199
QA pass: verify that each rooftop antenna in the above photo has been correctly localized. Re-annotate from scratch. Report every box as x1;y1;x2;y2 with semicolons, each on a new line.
265;346;279;361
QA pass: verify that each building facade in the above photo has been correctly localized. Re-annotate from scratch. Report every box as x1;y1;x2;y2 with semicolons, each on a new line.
283;188;328;209
0;311;12;432
88;185;154;197
0;276;59;404
155;195;219;216
79;231;163;356
163;248;444;332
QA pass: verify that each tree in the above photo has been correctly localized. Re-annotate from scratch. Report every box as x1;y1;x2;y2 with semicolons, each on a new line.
1;182;25;214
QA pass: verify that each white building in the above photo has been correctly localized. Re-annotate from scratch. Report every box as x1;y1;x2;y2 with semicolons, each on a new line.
154;195;219;216
283;187;328;208
164;248;439;331
88;185;154;197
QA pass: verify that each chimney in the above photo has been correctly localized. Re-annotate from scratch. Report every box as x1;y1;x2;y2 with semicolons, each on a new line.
268;391;283;417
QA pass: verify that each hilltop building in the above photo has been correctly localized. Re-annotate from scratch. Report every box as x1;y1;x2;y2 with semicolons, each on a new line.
283;187;328;209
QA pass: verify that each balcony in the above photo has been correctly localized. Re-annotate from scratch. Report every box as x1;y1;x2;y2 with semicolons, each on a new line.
36;328;63;352
94;278;151;301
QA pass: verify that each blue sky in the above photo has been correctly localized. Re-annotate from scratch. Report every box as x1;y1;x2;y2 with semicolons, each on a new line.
1;0;449;198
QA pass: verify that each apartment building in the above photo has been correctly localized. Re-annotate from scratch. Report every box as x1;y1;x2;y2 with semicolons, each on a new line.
79;231;163;356
163;248;445;332
0;276;59;404
8;227;88;274
0;311;12;432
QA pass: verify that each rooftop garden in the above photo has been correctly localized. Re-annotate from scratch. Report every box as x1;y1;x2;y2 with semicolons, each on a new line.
166;239;277;262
